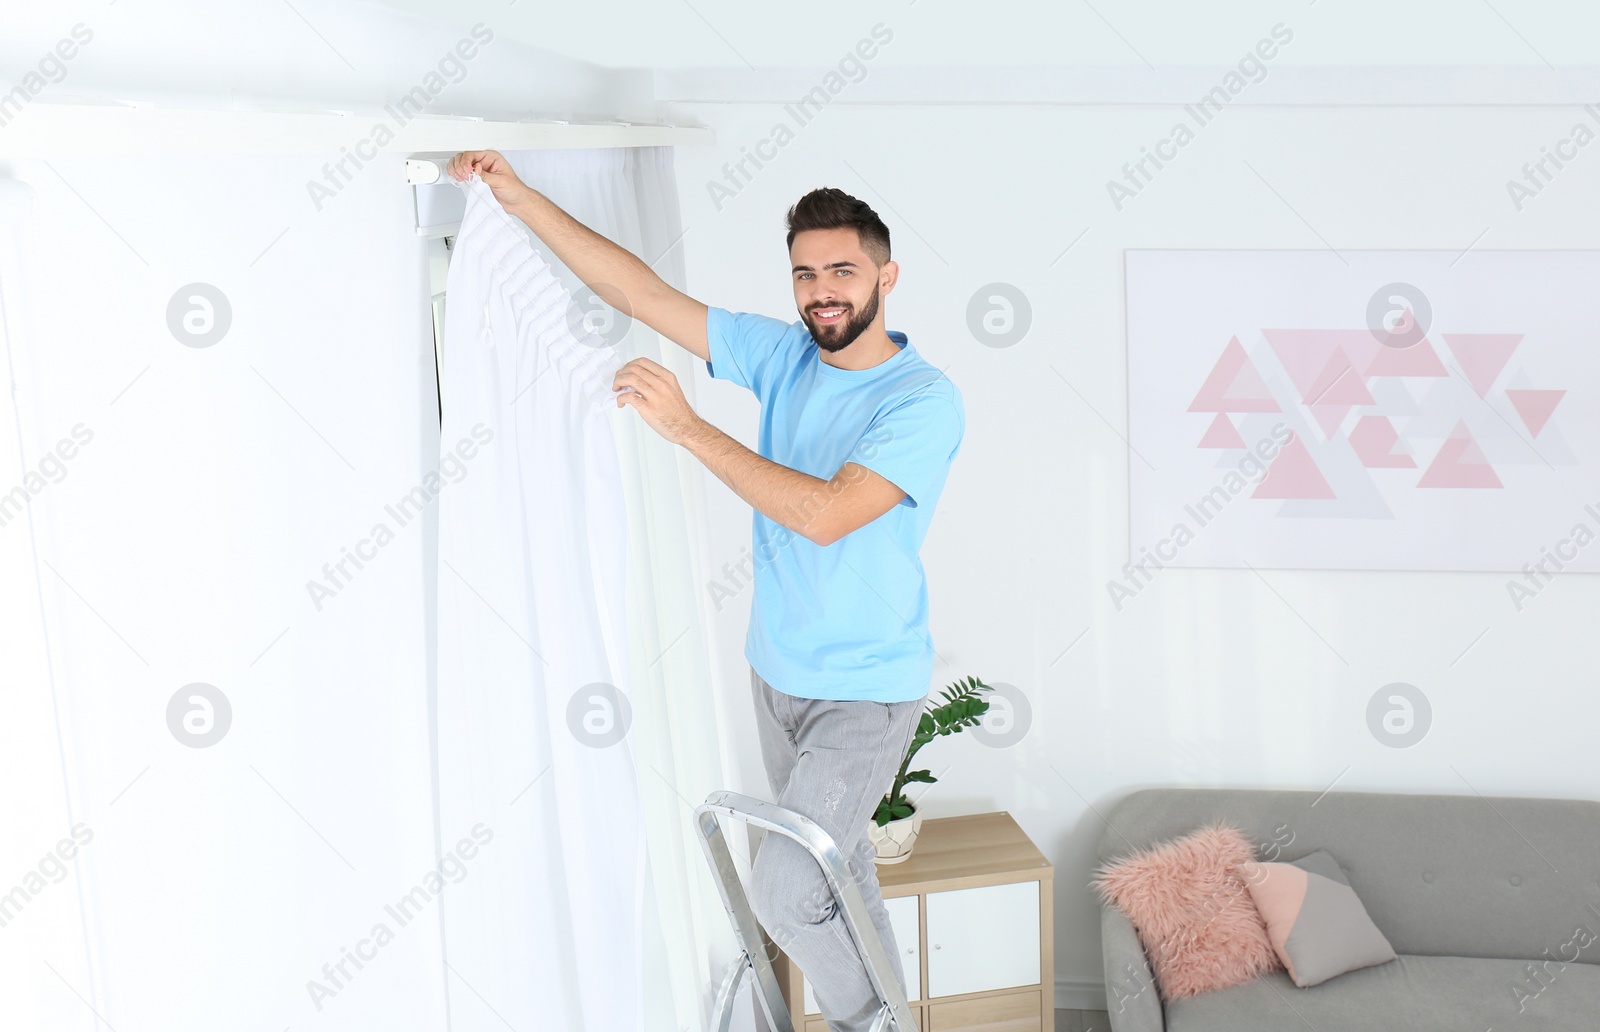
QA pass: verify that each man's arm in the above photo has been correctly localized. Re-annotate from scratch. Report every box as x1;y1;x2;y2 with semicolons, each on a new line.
680;421;905;547
446;150;710;362
608;356;906;545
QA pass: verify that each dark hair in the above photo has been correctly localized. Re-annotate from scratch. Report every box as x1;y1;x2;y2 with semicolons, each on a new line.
785;187;891;269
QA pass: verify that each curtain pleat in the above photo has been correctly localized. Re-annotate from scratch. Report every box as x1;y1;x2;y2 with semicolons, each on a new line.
435;149;735;1032
437;175;641;1031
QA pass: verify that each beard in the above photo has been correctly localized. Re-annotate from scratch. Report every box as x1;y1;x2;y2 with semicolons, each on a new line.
805;281;881;353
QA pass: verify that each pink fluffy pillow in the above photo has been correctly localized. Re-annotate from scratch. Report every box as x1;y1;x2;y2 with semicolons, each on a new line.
1092;822;1282;1000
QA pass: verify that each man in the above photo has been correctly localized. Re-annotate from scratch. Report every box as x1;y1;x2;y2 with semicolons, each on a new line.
446;150;965;1031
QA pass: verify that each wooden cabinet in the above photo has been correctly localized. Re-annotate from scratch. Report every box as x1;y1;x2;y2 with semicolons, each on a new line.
771;811;1053;1032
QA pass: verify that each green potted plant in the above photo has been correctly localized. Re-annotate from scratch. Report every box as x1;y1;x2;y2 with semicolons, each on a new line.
869;676;994;864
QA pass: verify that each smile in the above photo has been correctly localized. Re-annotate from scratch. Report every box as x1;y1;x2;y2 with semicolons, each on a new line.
813;307;846;323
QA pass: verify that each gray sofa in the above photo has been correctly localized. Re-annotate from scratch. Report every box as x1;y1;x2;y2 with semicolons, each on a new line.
1097;787;1600;1032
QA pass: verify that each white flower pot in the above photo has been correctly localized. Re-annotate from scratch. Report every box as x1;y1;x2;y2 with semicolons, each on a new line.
869;807;923;864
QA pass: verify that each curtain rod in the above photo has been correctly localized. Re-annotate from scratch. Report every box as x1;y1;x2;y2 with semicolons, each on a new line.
0;101;714;157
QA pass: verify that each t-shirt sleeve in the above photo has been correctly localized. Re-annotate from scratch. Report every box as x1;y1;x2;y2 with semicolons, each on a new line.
850;389;965;509
704;306;795;401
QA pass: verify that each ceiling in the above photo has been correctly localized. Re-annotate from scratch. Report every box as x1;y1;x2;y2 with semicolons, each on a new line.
372;0;1598;71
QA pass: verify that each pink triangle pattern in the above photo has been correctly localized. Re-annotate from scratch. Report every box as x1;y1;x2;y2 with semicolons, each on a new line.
1348;415;1416;468
1417;420;1503;488
1505;389;1565;437
1189;336;1282;413
1371;307;1423;350
1199;413;1247;449
1442;333;1522;398
1262;329;1350;400
1305;347;1376;406
1310;405;1352;439
1265;325;1450;383
1252;431;1336;499
1367;333;1449;377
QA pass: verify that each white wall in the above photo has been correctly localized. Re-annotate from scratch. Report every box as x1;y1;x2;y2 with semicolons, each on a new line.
665;92;1600;1009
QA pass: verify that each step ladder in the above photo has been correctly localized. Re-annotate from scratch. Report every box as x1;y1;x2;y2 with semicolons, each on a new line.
693;790;919;1032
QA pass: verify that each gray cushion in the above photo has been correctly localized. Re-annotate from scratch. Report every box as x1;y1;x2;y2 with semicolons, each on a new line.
1166;953;1600;1032
1254;850;1397;987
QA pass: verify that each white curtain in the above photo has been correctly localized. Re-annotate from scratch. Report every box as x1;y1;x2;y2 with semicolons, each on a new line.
434;148;738;1032
0;177;80;1032
0;145;736;1032
436;172;641;1028
2;151;460;1030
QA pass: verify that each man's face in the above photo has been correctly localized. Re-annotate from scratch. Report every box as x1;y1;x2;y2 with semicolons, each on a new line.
791;227;885;353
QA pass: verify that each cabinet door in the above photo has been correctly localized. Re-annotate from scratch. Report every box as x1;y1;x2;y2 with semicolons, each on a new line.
924;881;1040;999
803;892;922;1013
887;894;922;1001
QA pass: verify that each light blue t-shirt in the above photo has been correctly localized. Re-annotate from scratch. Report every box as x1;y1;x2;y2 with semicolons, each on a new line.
705;305;965;703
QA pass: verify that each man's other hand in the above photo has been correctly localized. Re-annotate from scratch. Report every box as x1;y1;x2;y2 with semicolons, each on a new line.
612;358;703;446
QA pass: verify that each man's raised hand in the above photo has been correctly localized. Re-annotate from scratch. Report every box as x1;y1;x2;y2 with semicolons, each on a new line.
446;150;532;211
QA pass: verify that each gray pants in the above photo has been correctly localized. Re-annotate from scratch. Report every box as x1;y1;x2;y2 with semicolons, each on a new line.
747;665;926;1032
